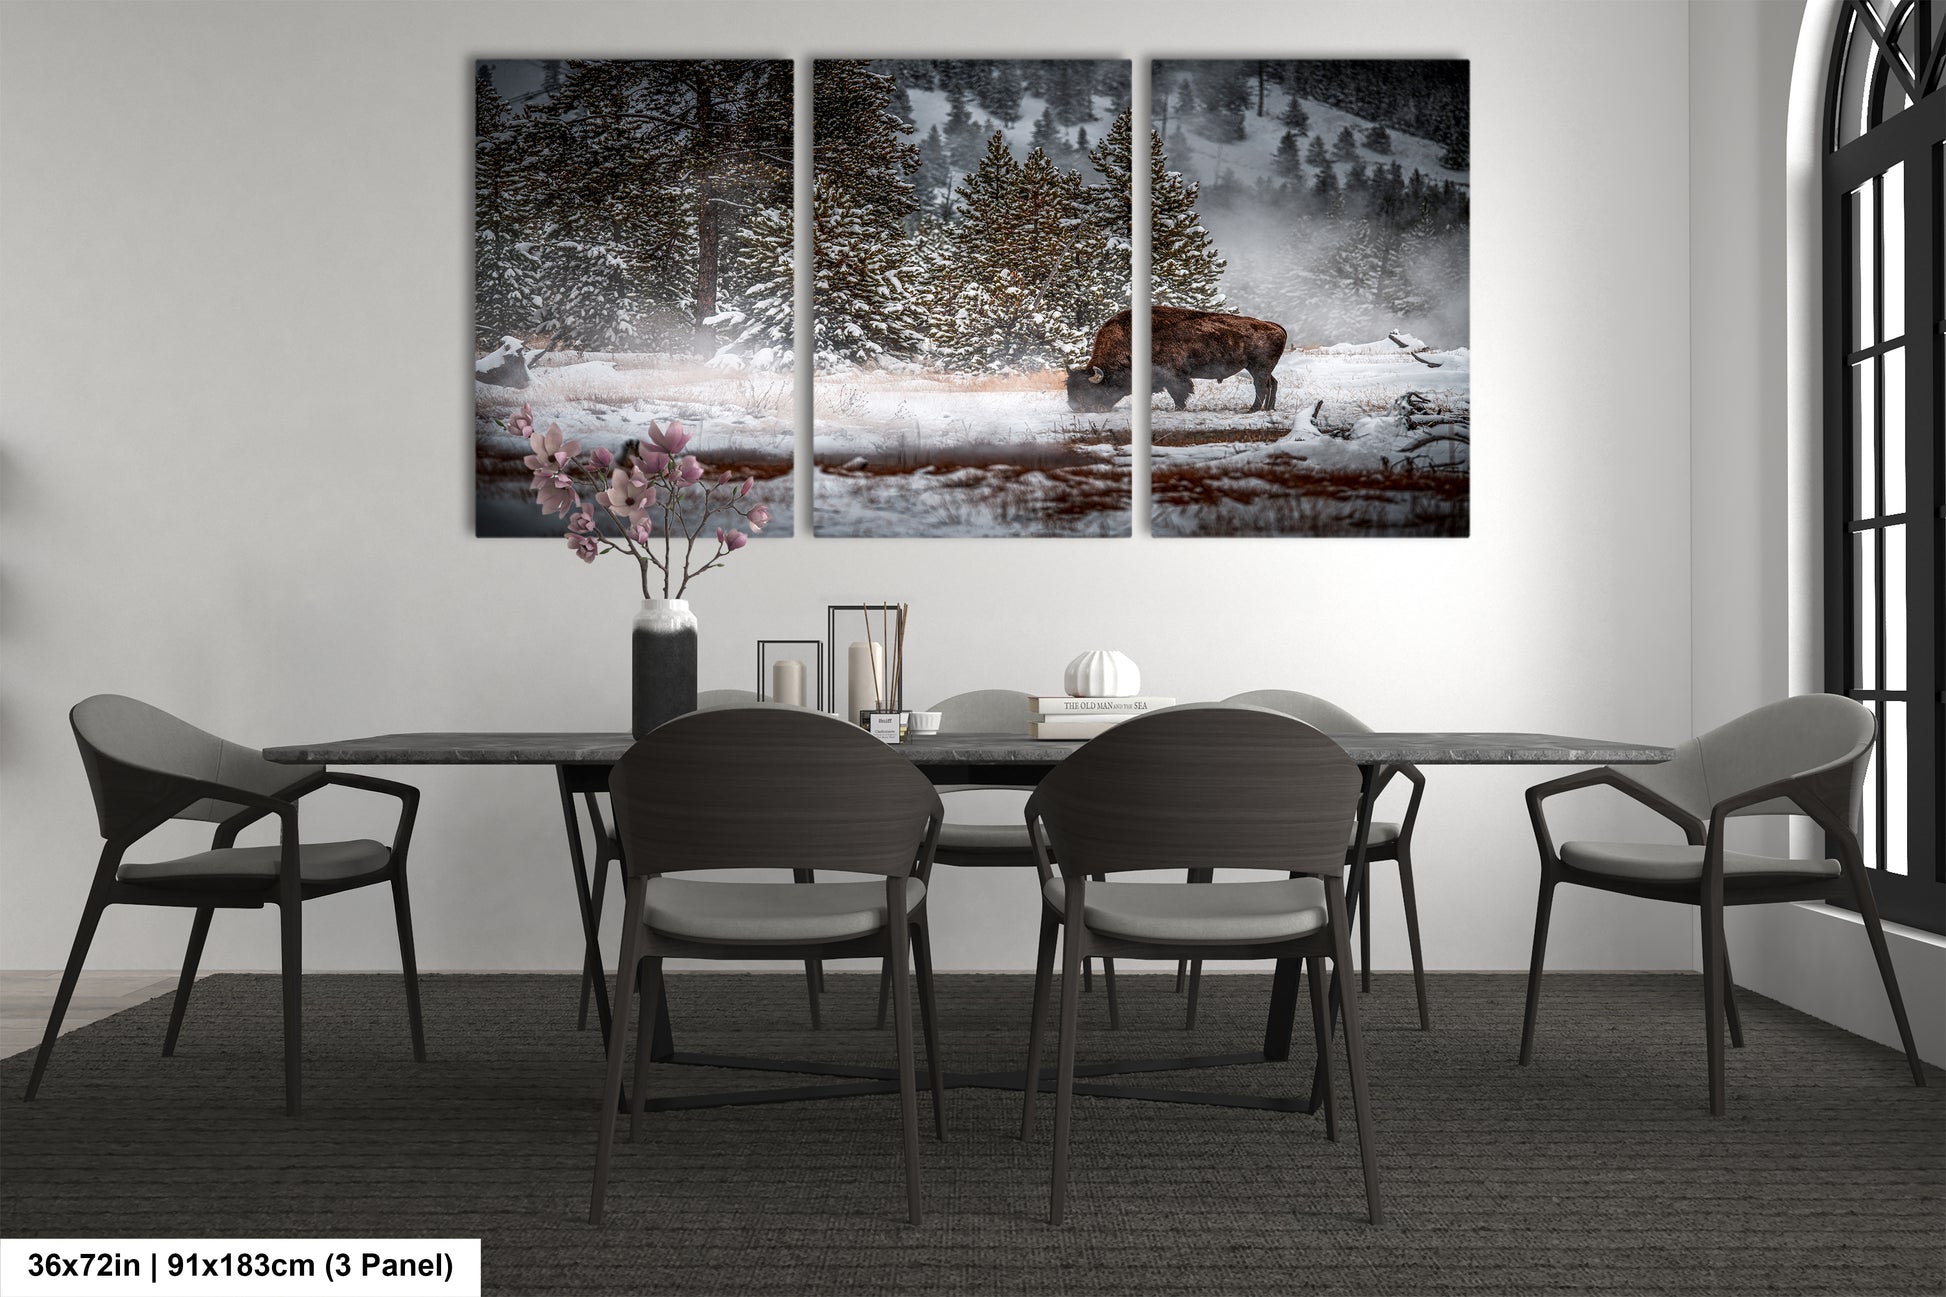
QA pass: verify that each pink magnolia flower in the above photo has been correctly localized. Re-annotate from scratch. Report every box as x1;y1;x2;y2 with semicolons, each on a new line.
602;468;651;519
524;422;580;466
716;526;748;552
747;504;771;530
647;420;691;457
631;518;653;545
568;503;597;534
567;531;599;563
739;476;754;497
591;446;613;468
677;456;704;485
635;448;670;476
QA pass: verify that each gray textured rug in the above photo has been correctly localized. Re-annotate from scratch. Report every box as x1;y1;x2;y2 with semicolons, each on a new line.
2;971;1939;1296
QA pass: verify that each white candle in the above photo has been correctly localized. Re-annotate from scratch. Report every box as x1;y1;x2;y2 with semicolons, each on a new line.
847;641;884;723
771;658;807;707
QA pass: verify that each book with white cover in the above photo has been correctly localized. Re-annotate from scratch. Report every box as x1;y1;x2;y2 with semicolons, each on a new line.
1029;696;1175;715
1030;717;1134;739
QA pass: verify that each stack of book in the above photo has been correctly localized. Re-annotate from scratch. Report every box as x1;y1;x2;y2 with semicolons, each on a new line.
1028;695;1177;740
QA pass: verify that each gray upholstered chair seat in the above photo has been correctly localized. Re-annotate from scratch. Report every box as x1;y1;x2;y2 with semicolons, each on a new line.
116;838;391;888
1359;821;1400;849
645;876;927;943
1042;875;1329;944
1559;840;1840;883
937;821;1030;852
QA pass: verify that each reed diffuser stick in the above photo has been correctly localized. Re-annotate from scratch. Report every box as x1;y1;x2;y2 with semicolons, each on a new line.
895;603;909;711
863;606;882;711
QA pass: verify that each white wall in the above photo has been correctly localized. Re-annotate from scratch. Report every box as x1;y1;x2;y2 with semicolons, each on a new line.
0;1;1702;977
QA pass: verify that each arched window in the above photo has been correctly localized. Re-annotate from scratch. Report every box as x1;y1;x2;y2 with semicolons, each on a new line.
1822;0;1944;932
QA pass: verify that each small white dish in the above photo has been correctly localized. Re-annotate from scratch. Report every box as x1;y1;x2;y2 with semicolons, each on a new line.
907;710;943;736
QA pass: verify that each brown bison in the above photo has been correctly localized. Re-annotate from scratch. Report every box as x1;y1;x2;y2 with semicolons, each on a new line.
1066;306;1289;413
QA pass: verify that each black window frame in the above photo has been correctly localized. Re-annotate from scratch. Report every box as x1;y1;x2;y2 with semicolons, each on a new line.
1821;0;1945;934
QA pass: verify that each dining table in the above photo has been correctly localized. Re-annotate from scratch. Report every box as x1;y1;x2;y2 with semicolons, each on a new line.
265;727;1673;1115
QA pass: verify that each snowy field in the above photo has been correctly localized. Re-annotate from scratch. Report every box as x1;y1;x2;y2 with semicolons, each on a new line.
475;352;795;538
813;368;1130;537
1149;345;1470;537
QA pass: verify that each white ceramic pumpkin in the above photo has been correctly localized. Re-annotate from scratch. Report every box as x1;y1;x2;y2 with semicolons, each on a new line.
1064;650;1141;698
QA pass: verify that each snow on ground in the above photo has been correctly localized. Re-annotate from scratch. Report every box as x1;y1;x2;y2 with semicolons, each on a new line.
475;352;795;538
813;368;1129;537
1149;347;1469;537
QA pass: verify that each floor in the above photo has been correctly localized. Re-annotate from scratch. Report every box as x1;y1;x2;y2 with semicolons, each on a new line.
0;970;189;1060
4;970;1939;1296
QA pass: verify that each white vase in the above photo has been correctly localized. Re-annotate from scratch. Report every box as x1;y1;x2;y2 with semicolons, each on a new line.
632;598;698;738
1064;650;1141;698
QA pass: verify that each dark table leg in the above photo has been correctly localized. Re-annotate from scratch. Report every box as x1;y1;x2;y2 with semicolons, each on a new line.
558;764;671;1062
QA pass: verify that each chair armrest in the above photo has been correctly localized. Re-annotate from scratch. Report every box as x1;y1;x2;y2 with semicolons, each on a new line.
1394;762;1427;844
319;771;420;867
1703;760;1859;856
1526;767;1706;866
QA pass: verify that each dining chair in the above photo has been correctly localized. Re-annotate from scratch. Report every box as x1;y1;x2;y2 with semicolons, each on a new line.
590;707;947;1226
1521;693;1926;1115
1019;704;1381;1225
1176;689;1430;1030
575;689;836;1029
25;694;424;1116
874;688;1123;1029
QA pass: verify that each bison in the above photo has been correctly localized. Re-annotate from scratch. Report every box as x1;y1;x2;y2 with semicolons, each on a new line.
1065;306;1289;413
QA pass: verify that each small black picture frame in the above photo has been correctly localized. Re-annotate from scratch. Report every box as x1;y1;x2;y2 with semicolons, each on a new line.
826;603;907;717
757;640;825;709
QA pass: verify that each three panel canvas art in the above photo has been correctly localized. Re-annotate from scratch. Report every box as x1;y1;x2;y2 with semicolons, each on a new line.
475;59;1469;539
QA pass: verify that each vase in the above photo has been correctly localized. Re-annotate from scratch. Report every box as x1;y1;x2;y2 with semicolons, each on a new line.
632;598;698;739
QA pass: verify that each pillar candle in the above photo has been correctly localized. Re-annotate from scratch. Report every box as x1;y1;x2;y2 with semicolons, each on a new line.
847;641;885;723
771;658;807;707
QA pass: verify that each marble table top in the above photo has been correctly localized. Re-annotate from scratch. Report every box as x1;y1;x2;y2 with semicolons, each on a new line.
265;730;1672;767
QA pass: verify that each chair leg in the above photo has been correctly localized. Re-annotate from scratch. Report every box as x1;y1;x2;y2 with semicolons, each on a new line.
1702;890;1728;1117
1359;865;1372;993
1396;847;1430;1031
1185;959;1203;1030
1100;959;1120;1031
1328;879;1382;1225
162;906;214;1057
1307;955;1337;1142
629;958;660;1142
23;890;108;1101
1020;915;1058;1140
279;897;303;1118
591;877;646;1225
1174;959;1187;993
1847;863;1927;1086
886;882;923;1226
1082;956;1093;993
911;922;947;1141
1518;874;1557;1065
1722;947;1744;1049
1050;918;1086;1225
793;869;822;1028
391;876;427;1062
875;959;891;1029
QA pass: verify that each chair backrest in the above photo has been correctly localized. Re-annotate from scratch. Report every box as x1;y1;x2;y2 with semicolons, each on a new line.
1223;688;1372;736
696;688;761;709
930;688;1035;735
69;694;318;841
1622;694;1876;826
1025;703;1361;878
609;707;943;878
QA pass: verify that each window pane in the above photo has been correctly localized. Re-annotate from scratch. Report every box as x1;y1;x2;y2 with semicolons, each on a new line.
1885;523;1906;690
1884;346;1905;514
1854;358;1876;519
1883;163;1904;337
1884;701;1907;875
1857;531;1878;689
1851;182;1876;351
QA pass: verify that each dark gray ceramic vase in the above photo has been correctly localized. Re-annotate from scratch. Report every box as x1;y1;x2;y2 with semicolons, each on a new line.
632;598;698;739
